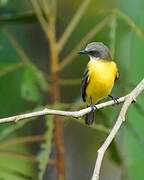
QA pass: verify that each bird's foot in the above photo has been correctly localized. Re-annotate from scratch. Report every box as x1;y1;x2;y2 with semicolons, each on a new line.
108;95;119;104
85;104;95;125
90;104;97;111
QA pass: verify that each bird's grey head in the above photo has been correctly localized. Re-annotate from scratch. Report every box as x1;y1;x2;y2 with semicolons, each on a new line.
79;42;112;60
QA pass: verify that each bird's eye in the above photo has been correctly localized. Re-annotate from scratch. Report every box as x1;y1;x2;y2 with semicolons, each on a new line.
89;51;94;54
88;50;100;57
89;50;98;55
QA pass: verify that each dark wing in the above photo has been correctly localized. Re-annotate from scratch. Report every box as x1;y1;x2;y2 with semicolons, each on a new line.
115;66;119;82
81;67;89;102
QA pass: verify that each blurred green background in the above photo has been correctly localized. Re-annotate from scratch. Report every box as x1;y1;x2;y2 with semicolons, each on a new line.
0;0;144;180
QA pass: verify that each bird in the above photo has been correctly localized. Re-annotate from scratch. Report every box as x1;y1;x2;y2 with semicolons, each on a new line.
79;42;119;125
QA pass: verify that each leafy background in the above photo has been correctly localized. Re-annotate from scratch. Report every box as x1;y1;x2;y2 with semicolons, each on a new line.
0;0;144;180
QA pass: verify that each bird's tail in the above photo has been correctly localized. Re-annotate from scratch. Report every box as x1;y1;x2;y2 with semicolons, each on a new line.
85;111;94;125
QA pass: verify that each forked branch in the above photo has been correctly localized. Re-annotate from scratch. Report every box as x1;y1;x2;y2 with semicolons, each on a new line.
0;79;143;180
91;78;144;180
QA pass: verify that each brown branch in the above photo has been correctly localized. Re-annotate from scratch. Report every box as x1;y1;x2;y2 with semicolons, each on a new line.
32;0;65;179
48;24;65;180
91;78;144;180
42;1;66;179
54;116;65;180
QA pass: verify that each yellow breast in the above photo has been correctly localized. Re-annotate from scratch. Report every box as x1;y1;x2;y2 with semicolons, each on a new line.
85;59;118;105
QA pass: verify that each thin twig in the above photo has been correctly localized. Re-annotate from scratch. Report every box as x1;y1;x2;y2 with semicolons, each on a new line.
0;63;23;77
41;0;51;20
58;0;91;52
59;16;111;70
114;9;144;40
0;135;45;148
0;150;37;163
31;0;50;39
40;0;57;26
109;15;117;57
0;95;128;124
91;78;144;180
3;29;30;64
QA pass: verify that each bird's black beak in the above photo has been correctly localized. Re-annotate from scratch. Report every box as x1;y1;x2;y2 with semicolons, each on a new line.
78;50;88;55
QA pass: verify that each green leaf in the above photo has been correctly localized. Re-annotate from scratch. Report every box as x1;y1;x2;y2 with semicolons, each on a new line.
0;0;8;7
0;152;37;180
0;11;37;24
0;63;23;77
0;30;20;63
37;116;54;180
109;141;122;165
21;64;48;103
0;64;41;179
117;1;144;179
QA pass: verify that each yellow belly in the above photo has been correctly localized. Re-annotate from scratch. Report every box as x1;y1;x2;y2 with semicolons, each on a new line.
85;60;118;105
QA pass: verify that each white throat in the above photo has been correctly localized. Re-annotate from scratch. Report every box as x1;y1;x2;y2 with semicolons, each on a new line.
89;56;100;61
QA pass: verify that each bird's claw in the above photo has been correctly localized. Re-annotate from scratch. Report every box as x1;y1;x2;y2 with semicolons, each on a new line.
108;95;119;104
90;104;97;112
